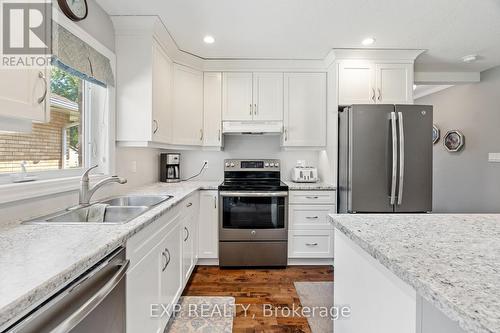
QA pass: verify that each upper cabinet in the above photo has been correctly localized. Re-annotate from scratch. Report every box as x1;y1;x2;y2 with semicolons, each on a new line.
222;72;283;122
283;73;327;148
0;68;50;123
338;61;413;105
152;41;173;143
171;64;203;146
203;72;223;148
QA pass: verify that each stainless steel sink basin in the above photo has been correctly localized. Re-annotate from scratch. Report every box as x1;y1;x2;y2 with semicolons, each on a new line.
100;195;172;207
24;205;149;225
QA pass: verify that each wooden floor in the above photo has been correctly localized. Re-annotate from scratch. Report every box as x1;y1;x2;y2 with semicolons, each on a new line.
183;266;334;333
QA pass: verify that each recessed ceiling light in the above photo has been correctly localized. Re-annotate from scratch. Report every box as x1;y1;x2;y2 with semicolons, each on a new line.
462;54;478;63
203;35;215;44
362;37;376;46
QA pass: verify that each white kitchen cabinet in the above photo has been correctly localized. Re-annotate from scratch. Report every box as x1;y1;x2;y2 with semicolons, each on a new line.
126;212;182;333
289;229;335;258
222;72;283;122
289;205;336;230
203;73;223;147
222;72;253;121
338;61;414;105
338;61;376;105
252;73;283;121
375;63;413;104
152;41;173;143
180;193;199;285
0;67;50;123
172;64;204;146
198;191;219;259
283;73;327;147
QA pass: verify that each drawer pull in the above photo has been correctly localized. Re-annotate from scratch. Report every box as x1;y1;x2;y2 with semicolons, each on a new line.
162;249;171;271
186;202;193;207
306;216;319;219
306;243;318;246
305;196;319;199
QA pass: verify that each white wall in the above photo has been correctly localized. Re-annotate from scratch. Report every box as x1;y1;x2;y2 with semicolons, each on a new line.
174;136;321;181
416;65;500;213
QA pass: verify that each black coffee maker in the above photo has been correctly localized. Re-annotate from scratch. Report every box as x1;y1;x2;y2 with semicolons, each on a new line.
160;153;180;183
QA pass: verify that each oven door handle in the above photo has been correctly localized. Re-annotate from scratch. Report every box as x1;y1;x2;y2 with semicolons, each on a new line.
219;191;288;197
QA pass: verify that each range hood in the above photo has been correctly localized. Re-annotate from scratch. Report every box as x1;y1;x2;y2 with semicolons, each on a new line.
222;121;283;135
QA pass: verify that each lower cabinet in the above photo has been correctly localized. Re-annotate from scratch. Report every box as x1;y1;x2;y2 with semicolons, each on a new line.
198;190;219;259
288;190;336;261
126;192;199;333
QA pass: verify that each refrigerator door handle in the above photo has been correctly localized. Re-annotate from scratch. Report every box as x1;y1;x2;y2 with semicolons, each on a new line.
390;112;398;205
397;111;405;205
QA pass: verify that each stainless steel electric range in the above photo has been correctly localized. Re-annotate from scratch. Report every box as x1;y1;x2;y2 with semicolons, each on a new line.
218;159;289;267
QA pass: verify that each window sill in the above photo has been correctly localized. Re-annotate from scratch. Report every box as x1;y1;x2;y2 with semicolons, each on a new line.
0;175;107;205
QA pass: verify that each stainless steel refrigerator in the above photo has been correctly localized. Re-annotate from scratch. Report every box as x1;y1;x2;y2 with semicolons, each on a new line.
338;104;433;213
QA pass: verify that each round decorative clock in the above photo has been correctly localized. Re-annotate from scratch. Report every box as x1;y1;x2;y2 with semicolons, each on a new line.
58;0;88;22
444;130;465;152
432;125;440;144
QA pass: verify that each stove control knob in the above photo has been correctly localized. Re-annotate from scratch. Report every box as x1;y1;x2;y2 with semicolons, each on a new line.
270;163;274;167
225;162;230;167
230;162;235;167
265;163;269;167
275;162;280;168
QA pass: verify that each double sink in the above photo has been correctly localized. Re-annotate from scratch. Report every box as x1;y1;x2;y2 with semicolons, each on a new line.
24;195;173;225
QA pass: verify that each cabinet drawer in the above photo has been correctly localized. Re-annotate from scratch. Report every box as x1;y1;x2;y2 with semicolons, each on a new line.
289;205;335;230
288;230;334;258
289;190;335;205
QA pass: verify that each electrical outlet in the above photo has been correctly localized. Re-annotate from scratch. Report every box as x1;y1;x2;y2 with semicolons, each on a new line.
203;160;209;168
488;153;500;163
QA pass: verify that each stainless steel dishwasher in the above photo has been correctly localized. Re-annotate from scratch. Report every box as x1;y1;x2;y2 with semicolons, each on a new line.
4;247;129;333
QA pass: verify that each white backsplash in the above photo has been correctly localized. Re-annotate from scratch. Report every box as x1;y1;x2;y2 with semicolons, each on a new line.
171;135;323;181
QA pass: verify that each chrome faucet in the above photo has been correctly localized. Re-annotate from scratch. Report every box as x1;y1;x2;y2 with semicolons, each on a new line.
79;165;127;206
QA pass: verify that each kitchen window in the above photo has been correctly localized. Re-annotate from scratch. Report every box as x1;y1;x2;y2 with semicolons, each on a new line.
0;66;108;182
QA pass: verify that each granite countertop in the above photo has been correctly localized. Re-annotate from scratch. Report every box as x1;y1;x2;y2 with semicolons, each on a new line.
0;181;220;330
329;214;500;333
283;181;336;190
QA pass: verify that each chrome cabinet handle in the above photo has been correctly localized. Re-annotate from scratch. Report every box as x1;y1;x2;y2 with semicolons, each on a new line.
390;112;398;205
184;226;190;241
186;202;193;207
254;104;257;115
306;196;319;199
371;88;376;102
306;216;319;219
152;120;159;134
200;129;204;141
214;195;217;209
284;128;288;141
306;243;318;246
249;104;252;115
37;71;48;104
397;111;405;205
162;249;171;271
377;88;382;102
218;129;221;142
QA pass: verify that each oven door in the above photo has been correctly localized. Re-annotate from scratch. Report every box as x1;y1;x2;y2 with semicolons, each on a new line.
219;191;288;241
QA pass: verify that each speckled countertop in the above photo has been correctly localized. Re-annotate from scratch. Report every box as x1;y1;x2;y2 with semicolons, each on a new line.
283;181;336;190
329;214;500;333
0;181;220;331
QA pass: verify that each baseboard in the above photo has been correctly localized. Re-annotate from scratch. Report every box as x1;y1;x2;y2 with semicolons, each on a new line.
288;258;334;266
197;258;219;266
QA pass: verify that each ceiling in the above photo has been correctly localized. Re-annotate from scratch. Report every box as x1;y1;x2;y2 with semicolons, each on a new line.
96;0;500;72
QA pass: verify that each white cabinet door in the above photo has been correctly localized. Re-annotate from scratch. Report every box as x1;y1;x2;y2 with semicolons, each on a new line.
203;72;222;147
338;62;376;105
126;236;164;333
198;191;219;259
283;73;327;147
172;64;203;145
159;220;182;329
253;73;283;121
375;63;413;104
182;216;195;283
222;72;253;121
0;68;49;122
152;41;173;143
289;229;334;258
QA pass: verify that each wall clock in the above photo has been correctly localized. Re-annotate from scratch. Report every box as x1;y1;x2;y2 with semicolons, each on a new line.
58;0;88;22
444;130;465;152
